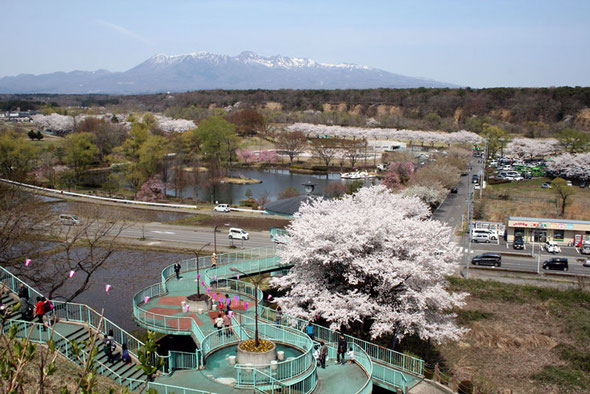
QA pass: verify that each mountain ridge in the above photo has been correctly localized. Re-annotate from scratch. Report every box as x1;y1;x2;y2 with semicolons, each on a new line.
0;51;459;94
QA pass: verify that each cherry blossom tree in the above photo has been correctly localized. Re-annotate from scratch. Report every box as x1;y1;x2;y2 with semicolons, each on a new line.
236;148;257;163
155;115;196;133
31;113;74;134
137;177;167;201
382;162;415;190
272;185;466;343
287;123;483;146
547;152;590;180
401;184;448;209
258;150;279;164
505;138;561;158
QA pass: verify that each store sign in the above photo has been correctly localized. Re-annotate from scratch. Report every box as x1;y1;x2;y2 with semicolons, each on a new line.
510;221;579;230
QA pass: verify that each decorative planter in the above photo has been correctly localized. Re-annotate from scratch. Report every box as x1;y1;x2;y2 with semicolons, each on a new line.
236;340;277;365
185;294;211;313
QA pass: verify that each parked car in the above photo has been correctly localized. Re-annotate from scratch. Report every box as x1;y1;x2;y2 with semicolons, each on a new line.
543;257;568;272
450;187;458;193
541;182;552;189
472;174;479;184
583;259;590;268
580;245;590;255
513;237;525;250
58;214;82;226
471;253;502;267
544;241;561;254
470;230;491;243
580;182;586;188
214;204;231;213
228;228;249;240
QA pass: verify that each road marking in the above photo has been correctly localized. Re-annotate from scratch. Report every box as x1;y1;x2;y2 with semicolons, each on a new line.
151;231;176;235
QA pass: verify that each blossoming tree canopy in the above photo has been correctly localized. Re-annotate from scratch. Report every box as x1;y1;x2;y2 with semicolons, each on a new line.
272;185;466;343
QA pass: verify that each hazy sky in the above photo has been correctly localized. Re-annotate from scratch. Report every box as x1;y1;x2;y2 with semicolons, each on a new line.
1;0;589;87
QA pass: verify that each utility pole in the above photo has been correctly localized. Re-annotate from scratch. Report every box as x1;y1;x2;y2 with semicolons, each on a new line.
464;166;473;279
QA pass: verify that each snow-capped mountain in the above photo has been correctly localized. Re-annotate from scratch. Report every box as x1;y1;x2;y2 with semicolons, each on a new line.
0;51;459;94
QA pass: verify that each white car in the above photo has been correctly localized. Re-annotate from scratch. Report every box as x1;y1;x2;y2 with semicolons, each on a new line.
545;241;561;254
214;204;231;213
229;228;249;240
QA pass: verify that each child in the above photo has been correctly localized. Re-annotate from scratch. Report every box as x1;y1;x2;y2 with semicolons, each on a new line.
121;343;132;364
346;347;355;364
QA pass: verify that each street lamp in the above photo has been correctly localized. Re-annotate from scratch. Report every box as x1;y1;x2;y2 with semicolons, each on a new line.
192;242;210;297
214;223;230;255
230;267;262;347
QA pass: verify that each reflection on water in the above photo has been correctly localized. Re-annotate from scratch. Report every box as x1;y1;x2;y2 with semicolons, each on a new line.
175;168;377;204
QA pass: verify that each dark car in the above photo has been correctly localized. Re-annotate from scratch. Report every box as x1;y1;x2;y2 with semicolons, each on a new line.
472;175;479;184
471;253;502;267
513;238;525;250
543;257;568;272
450;187;458;193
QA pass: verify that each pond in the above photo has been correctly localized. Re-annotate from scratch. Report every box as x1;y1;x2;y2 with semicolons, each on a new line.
174;168;378;204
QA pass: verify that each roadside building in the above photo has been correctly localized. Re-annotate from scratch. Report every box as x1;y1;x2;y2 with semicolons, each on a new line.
507;216;590;246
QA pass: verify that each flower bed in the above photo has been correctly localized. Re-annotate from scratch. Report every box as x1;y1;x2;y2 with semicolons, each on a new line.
239;339;274;353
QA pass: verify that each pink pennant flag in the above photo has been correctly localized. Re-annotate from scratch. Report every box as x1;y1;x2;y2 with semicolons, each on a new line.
197;273;200;279
267;295;273;300
201;281;205;286
144;296;150;303
105;284;112;294
183;304;190;313
244;302;249;310
220;297;225;304
68;270;76;278
214;275;217;280
237;275;240;280
206;288;211;293
25;258;31;267
234;295;239;303
229;311;234;317
212;294;217;300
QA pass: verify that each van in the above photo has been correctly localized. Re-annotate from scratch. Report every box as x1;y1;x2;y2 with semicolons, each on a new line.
214;204;231;213
58;214;82;226
471;253;502;267
229;228;249;240
543;257;568;272
470;229;491;243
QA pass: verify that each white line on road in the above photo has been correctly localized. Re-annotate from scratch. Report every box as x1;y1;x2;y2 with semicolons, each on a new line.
151;231;176;235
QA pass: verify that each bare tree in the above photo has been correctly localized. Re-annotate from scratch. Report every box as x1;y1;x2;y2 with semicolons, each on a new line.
276;131;307;165
310;138;342;168
187;156;201;202
343;138;367;168
15;206;129;302
552;178;576;217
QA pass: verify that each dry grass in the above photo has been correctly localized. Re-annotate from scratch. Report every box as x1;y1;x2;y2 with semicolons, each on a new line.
482;178;590;221
442;278;590;393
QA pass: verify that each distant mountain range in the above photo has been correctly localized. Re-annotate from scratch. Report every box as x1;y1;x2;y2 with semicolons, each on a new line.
0;51;459;94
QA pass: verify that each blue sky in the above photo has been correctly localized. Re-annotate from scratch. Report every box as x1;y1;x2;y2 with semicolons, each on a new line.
1;0;589;87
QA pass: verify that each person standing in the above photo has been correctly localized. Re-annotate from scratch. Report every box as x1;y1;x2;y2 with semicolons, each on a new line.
174;263;181;280
35;297;46;331
211;253;218;268
18;284;29;301
215;313;224;337
337;334;348;365
319;341;328;369
223;313;232;337
103;330;116;364
275;306;283;326
306;321;315;341
225;293;231;314
121;343;132;364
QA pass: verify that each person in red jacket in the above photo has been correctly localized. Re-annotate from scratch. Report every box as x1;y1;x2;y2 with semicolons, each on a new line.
35;297;46;331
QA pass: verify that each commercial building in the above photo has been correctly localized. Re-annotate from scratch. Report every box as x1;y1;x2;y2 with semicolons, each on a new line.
507;216;590;246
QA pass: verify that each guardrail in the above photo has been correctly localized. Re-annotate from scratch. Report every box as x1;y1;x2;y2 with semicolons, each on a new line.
353;343;374;394
0;178;197;209
168;350;200;371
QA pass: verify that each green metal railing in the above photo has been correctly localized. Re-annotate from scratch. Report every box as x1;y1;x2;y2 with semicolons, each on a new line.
2;319;146;392
168;350;200;371
352;343;374;394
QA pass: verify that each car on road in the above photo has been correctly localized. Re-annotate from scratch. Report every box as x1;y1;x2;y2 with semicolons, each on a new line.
450;187;458;193
58;214;82;226
513;237;525;250
472;175;479;184
580;245;590;255
541;182;552;189
471;253;502;267
214;204;231;213
544;241;561;254
228;227;249;240
583;259;590;268
543;257;568;272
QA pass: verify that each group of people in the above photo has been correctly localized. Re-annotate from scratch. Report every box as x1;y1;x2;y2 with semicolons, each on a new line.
103;329;132;364
214;293;233;336
307;321;355;368
17;285;53;330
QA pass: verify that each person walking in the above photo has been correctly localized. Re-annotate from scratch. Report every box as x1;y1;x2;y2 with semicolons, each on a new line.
103;330;116;364
337;333;348;365
215;313;224;337
35;297;46;331
211;253;217;268
319;341;328;369
121;343;132;364
223;313;232;337
174;263;181;280
225;293;231;314
275;306;283;326
18;284;29;301
306;321;315;341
